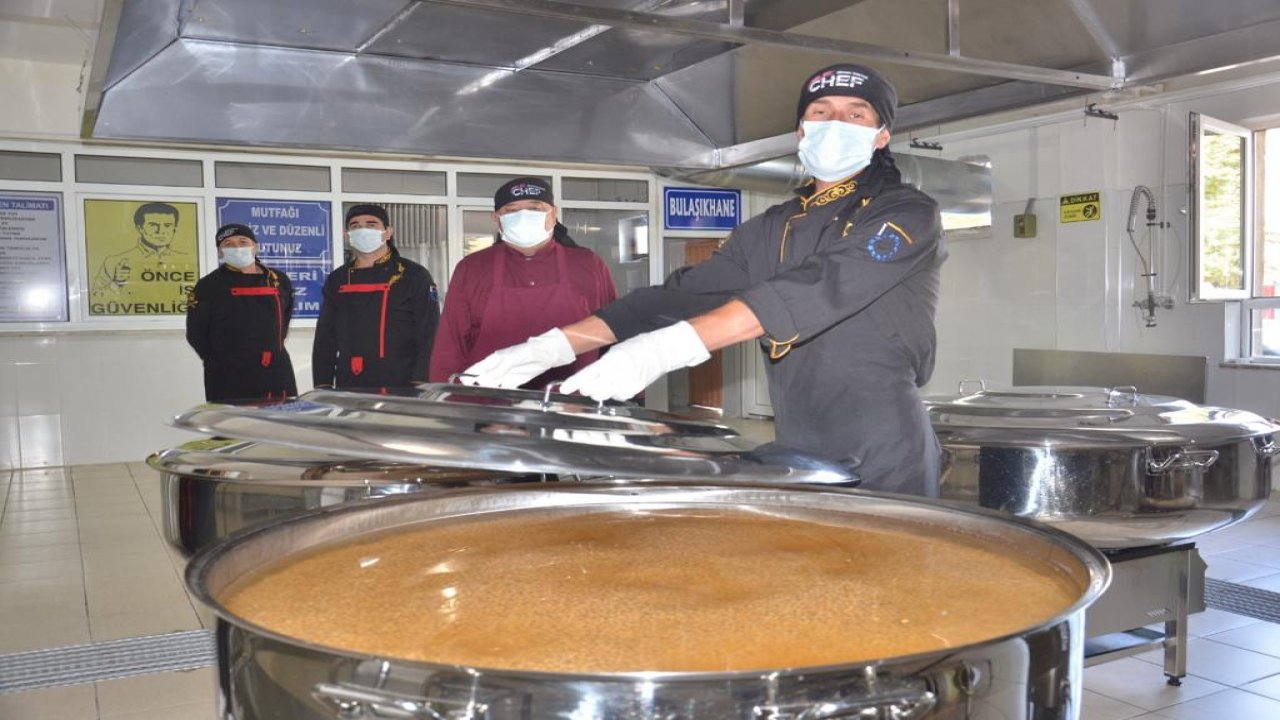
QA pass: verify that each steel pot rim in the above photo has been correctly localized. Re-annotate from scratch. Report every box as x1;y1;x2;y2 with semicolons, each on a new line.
186;482;1111;683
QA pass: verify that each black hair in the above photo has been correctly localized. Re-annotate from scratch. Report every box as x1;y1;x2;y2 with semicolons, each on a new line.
133;202;179;226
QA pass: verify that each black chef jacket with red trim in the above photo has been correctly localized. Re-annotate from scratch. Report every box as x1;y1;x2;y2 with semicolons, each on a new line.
312;248;440;390
595;153;946;496
186;262;298;402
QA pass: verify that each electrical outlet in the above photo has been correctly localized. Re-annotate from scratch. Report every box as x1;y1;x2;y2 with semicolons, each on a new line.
1013;213;1037;238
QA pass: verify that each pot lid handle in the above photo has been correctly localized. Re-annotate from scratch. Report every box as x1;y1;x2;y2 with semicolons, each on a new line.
1106;385;1140;407
957;378;987;395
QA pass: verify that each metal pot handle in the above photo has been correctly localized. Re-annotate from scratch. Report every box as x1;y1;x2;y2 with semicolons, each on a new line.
956;378;987;395
1106;385;1140;407
1255;436;1280;459
755;685;937;719
1147;448;1219;474
313;682;487;719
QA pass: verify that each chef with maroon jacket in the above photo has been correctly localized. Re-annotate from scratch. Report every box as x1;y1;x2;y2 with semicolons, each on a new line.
186;223;298;402
429;177;617;387
312;204;440;390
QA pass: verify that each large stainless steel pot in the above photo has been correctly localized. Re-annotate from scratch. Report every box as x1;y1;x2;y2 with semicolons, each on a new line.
148;438;520;557
927;385;1279;549
188;483;1109;720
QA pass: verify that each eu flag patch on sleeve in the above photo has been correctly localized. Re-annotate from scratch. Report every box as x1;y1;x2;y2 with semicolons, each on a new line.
867;222;908;262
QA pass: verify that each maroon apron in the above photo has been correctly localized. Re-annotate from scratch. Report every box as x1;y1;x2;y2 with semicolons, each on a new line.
470;244;598;388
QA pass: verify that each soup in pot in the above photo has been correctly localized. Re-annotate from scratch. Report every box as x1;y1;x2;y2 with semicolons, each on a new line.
222;508;1081;673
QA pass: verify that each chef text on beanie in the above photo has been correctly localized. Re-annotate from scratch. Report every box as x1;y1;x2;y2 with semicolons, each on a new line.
494;177;554;210
796;63;898;129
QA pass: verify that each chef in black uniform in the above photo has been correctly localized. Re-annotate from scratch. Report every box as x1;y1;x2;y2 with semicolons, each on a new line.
464;63;947;496
186;223;298;402
312;204;440;390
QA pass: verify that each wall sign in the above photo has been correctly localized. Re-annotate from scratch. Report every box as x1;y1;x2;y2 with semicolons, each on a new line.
0;192;67;322
1060;192;1101;223
663;187;741;230
85;198;200;316
216;199;332;319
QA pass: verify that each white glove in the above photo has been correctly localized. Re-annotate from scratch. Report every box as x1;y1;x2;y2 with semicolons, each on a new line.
561;321;711;402
461;328;576;388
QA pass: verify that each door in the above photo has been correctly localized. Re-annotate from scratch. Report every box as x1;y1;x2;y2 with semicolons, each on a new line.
683;238;723;410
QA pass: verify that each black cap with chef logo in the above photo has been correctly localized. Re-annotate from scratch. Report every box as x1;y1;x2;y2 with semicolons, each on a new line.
796;63;897;130
494;177;554;210
215;223;256;245
345;204;390;227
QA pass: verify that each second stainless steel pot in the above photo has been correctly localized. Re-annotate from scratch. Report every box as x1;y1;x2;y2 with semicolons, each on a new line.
927;386;1279;548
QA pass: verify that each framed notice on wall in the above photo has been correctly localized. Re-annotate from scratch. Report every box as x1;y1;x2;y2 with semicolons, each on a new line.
216;198;332;319
84;198;200;316
0;191;68;322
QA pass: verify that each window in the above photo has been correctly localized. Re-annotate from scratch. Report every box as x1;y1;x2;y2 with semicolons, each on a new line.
1248;127;1280;359
1189;112;1252;302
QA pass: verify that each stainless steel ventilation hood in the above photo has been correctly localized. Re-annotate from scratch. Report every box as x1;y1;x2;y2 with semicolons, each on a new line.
84;0;1280;174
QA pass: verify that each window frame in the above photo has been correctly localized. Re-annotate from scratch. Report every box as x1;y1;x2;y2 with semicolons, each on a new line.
1189;111;1254;303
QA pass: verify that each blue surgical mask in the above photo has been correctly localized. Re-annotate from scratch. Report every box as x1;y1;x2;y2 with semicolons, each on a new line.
798;120;884;182
499;210;551;248
348;228;385;254
221;246;256;269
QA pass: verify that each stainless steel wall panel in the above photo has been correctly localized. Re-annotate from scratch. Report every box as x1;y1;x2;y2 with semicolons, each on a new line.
103;0;182;90
178;0;412;52
92;40;716;168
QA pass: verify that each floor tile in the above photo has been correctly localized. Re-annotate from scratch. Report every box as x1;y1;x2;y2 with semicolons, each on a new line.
0;517;79;535
1082;689;1147;719
1;507;76;522
0;529;79;549
100;701;220;720
0;577;87;616
0;613;91;653
0;542;81;567
1240;572;1280;592
1185;608;1258;637
1203;545;1280;570
1147;687;1280;719
95;667;216;717
1240;672;1280;701
1;496;75;512
86;580;193;618
0;557;82;583
1135;637;1280;686
88;603;202;642
1202;556;1278;583
1207;622;1280;658
1084;657;1227;710
0;682;98;720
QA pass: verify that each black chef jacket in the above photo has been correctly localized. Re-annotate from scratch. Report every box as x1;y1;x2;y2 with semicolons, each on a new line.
313;248;440;390
186;263;298;402
597;152;946;495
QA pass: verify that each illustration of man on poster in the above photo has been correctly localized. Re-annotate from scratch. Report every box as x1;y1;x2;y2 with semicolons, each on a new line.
87;200;199;315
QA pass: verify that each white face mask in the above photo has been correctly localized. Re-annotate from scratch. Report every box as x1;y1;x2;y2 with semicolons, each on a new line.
499;210;552;248
221;246;256;269
797;120;884;182
348;228;386;254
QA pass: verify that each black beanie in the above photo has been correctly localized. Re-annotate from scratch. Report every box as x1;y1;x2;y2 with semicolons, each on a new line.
345;204;390;226
796;63;897;129
215;223;255;245
494;177;554;210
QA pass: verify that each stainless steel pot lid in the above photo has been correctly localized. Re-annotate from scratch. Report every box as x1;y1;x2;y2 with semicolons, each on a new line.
170;385;854;485
147;437;512;487
925;384;1279;448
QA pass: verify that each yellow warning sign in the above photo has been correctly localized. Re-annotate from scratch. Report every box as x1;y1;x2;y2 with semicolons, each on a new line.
1060;192;1101;223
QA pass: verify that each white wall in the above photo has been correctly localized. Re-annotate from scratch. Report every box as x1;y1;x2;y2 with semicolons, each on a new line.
0;58;83;139
920;77;1280;419
0;330;315;468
